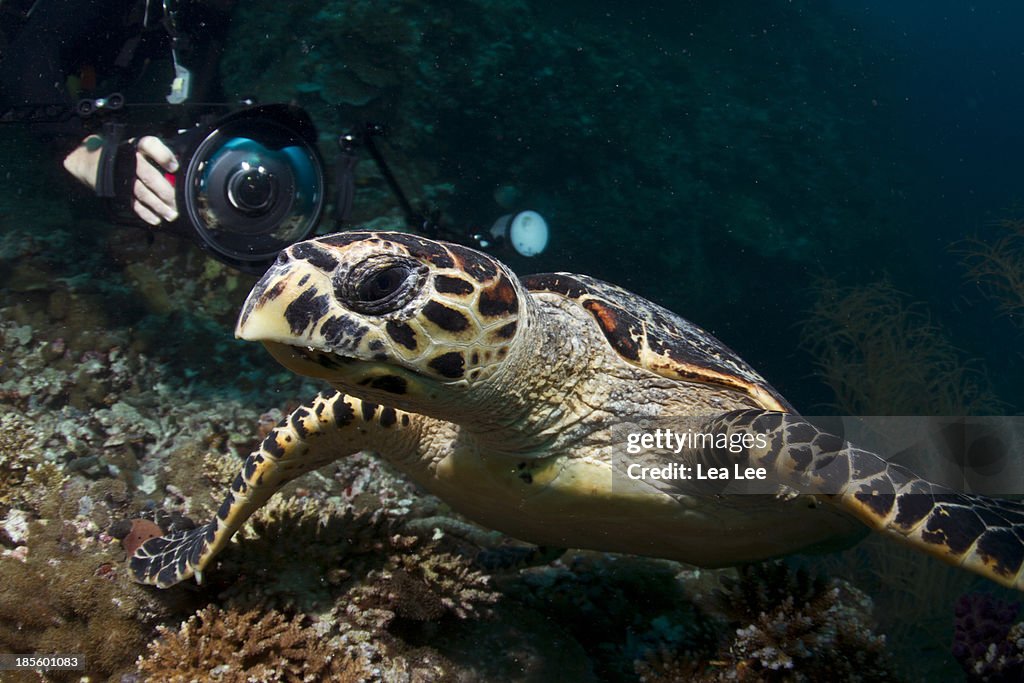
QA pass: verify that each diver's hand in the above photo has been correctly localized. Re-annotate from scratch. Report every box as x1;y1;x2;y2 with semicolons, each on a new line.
62;134;105;190
131;136;179;226
62;135;179;226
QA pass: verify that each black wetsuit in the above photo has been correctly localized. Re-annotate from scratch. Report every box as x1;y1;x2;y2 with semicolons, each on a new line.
0;0;231;154
0;0;166;153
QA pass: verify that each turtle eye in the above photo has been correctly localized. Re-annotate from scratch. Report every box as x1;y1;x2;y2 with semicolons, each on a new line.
342;260;423;314
357;265;410;304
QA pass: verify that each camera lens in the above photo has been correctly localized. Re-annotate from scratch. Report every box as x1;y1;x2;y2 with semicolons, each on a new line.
227;165;277;215
179;105;325;271
191;138;298;238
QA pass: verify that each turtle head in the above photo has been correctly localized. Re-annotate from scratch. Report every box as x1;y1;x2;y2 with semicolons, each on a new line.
236;231;530;410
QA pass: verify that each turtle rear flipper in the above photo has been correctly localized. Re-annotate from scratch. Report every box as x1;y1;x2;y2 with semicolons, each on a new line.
708;410;1024;590
130;391;424;588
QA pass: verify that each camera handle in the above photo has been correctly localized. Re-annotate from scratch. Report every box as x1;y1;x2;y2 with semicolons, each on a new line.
94;120;130;199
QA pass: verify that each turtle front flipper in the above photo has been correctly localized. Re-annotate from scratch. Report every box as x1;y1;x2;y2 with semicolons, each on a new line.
705;410;1024;591
130;391;422;588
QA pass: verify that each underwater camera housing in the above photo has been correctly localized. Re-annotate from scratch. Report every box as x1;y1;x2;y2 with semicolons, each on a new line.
155;104;326;273
134;106;549;271
5;95;548;270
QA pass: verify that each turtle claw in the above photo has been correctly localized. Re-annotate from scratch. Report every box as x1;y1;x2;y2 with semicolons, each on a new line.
129;524;213;588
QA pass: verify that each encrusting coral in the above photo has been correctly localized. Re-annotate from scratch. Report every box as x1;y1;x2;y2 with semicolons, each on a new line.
0;409;67;516
0;510;183;681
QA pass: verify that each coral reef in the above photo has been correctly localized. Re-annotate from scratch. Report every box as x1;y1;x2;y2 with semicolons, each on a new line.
808;533;976;680
224;496;501;619
347;534;499;621
636;561;896;682
953;593;1024;682
0;312;297;485
801;279;1000;415
212;495;395;612
135;606;363;682
159;494;503;679
510;552;719;681
716;562;892;680
0;219;316;681
0;498;189;681
0;3;993;679
0;408;66;515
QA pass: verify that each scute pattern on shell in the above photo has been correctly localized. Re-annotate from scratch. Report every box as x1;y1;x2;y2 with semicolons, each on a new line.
522;273;793;411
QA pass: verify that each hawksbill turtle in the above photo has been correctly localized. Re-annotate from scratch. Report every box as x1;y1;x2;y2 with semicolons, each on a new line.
131;231;1024;591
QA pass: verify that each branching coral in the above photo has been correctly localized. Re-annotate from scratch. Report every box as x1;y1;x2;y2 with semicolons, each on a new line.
347;534;500;622
166;495;498;679
212;496;391;612
636;561;896;683
801;279;1000;415
135;605;365;682
811;534;974;680
206;494;500;628
717;563;892;680
514;553;718;681
952;593;1024;682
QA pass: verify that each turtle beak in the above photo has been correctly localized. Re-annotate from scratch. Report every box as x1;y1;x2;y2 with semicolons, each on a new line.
236;261;302;343
236;255;350;380
236;254;333;347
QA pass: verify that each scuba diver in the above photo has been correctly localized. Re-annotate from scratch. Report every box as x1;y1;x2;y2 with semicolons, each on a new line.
0;0;331;274
0;0;234;225
1;0;548;272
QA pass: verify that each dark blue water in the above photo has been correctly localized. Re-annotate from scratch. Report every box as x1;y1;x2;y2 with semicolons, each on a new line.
824;0;1024;411
548;0;1024;414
